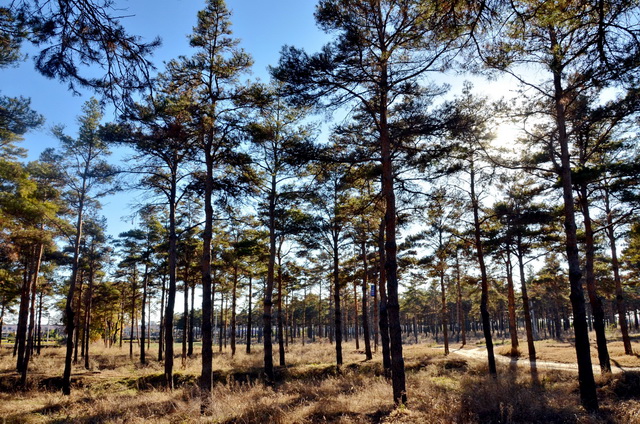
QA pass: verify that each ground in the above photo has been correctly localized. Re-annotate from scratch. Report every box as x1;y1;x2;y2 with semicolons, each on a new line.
1;333;640;423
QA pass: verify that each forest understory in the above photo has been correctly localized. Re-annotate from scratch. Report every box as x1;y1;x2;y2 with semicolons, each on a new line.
2;334;640;424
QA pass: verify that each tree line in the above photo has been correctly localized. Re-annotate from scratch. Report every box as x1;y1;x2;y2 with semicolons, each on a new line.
2;0;640;413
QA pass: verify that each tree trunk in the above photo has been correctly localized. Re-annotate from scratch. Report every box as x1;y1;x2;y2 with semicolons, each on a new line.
353;278;360;350
159;274;166;362
361;237;372;360
36;291;43;355
130;266;137;360
84;261;96;369
517;246;536;363
333;239;343;368
439;271;449;356
470;162;496;376
231;264;238;357
164;171;178;390
182;275;188;367
188;281;195;357
246;274;252;354
505;252;519;356
603;186;632;355
263;174;277;382
379;62;406;403
456;250;466;346
377;218;391;373
74;269;85;365
277;246;286;367
16;260;31;372
63;185;87;395
140;263;148;365
578;183;610;373
550;36;598;410
21;242;43;386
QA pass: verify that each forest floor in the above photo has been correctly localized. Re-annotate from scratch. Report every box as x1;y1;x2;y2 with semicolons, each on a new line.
1;333;640;423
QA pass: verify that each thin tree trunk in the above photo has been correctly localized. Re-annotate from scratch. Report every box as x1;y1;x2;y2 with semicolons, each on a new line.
63;188;86;395
140;263;148;365
456;250;466;346
378;57;406;403
517;247;536;363
74;269;85;365
246;274;252;354
231;264;238;357
353;278;360;350
159;274;166;362
188;280;195;357
277;246;286;367
361;237;372;360
164;172;178;390
333;238;343;369
130;266;137;360
470;163;496;376
603;186;632;355
578;184;611;373
550;37;598;410
440;271;449;356
505;252;519;356
21;242;43;387
16;261;31;371
377;218;391;373
263;174;277;382
84;261;95;369
182;275;188;367
219;294;224;352
36;291;43;355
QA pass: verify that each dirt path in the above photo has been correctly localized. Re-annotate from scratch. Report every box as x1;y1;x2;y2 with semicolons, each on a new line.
451;347;640;374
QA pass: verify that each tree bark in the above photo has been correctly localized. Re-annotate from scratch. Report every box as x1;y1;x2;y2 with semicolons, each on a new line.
333;239;343;368
361;237;372;360
140;263;148;365
16;260;31;372
379;70;406;404
231;264;238;357
603;186;632;355
188;280;195;357
164;169;178;390
470;163;496;376
263;173;277;382
21;242;43;386
517;245;536;363
246;274;252;354
550;33;598;410
63;186;87;395
277;245;286;367
578;183;611;373
455;250;466;346
159;274;166;362
84;260;95;369
377;218;391;373
505;252;519;356
439;270;449;356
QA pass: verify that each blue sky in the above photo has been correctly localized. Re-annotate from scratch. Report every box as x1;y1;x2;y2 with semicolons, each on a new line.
2;0;329;236
2;0;519;239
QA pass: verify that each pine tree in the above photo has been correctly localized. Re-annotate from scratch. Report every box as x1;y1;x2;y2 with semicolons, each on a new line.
53;98;116;395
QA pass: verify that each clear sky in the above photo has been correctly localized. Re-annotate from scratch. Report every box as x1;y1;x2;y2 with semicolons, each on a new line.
2;0;330;236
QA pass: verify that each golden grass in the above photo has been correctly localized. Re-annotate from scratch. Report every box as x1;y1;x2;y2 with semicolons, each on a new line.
491;334;640;368
2;336;640;423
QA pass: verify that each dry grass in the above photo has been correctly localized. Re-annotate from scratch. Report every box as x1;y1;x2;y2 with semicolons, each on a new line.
492;334;640;368
2;336;640;423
